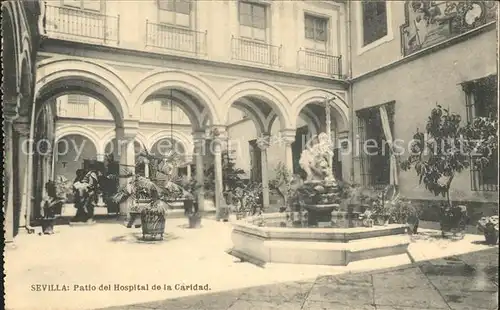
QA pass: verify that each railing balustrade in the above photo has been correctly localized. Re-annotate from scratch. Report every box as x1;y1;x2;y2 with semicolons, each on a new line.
44;5;120;44
146;21;207;55
297;49;342;78
231;37;282;67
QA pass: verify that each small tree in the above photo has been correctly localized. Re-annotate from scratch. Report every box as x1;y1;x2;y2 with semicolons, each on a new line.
401;104;498;209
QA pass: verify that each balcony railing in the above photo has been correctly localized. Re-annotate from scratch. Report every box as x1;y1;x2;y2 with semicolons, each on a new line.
146;21;207;55
57;102;112;119
44;5;120;45
231;37;282;67
297;49;342;78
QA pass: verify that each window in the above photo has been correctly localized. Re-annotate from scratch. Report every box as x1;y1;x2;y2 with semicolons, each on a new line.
158;0;191;27
356;105;394;188
463;75;498;191
160;100;176;111
239;1;267;41
67;95;89;105
62;0;101;11
361;1;387;46
305;14;327;42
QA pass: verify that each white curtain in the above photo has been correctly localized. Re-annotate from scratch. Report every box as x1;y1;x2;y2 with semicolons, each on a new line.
379;105;399;187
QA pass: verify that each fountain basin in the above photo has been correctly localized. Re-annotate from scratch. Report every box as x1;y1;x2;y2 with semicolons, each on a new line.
227;213;410;267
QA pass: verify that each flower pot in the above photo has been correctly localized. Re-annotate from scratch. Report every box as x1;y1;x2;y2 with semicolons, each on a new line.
236;212;245;220
140;211;166;240
41;218;55;235
188;213;202;228
484;231;499;245
218;205;230;222
375;215;389;226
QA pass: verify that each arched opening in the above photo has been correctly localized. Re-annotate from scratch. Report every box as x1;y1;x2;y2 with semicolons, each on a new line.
293;100;347;181
54;134;99;196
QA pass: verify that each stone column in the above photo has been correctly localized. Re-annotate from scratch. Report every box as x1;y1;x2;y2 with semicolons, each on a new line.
96;154;105;162
116;125;138;216
186;163;192;179
280;129;296;174
4;113;17;242
337;130;351;183
257;134;271;209
192;132;205;211
144;159;150;178
13;117;31;228
211;126;227;220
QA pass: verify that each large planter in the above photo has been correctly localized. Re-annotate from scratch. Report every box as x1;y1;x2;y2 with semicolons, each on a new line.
218;205;230;222
484;230;499;245
40;218;56;235
140;211;166;240
188;213;202;228
440;205;467;239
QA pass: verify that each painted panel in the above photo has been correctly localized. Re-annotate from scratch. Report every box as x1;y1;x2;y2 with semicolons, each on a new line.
400;1;497;56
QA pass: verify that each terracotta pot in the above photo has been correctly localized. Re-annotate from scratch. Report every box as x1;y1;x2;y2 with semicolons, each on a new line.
41;218;55;235
188;214;202;228
484;231;499;245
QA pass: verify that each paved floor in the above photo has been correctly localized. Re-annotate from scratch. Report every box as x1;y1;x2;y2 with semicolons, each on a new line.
4;217;498;310
101;247;499;310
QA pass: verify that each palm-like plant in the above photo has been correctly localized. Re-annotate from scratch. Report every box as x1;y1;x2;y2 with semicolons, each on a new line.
111;150;185;214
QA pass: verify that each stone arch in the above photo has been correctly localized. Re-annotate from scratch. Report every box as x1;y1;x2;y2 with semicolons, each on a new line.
220;80;292;129
145;90;202;128
55;125;102;154
291;89;349;131
36;57;131;126
102;130;148;154
231;101;266;135
131;70;221;128
147;130;193;159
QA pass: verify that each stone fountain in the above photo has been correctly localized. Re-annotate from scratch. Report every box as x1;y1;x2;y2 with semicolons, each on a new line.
227;98;411;267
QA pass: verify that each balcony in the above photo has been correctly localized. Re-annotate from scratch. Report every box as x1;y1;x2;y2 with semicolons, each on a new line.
231;37;282;67
44;5;120;45
297;49;342;78
146;21;207;56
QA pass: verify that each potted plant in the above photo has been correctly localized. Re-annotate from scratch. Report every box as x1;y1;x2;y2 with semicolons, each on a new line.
54;175;72;208
268;162;294;212
386;194;421;234
477;216;499;245
401;105;476;238
176;177;203;228
113;151;183;239
40;181;65;234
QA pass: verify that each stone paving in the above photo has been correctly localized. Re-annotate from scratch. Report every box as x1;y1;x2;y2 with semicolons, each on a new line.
4;217;498;310
100;248;498;310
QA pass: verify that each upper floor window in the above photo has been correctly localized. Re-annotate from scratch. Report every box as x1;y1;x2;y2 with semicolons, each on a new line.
158;0;191;27
239;1;267;41
361;1;388;46
304;14;328;52
67;95;89;105
62;0;101;11
305;14;327;42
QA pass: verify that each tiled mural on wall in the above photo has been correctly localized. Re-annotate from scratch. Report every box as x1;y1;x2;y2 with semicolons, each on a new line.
400;1;498;56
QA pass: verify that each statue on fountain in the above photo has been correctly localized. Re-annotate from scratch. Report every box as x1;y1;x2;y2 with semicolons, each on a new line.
297;132;342;226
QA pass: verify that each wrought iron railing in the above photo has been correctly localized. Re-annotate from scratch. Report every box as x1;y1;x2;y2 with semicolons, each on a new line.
146;21;207;55
297;49;342;78
44;5;120;44
231;37;282;67
470;157;499;192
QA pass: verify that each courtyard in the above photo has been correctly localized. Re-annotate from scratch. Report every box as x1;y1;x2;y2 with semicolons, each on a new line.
5;217;498;310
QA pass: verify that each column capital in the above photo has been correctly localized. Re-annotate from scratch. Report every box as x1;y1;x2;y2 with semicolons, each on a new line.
279;129;296;146
209;125;228;141
115;126;138;141
256;133;271;150
13;116;31;137
192;131;207;142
